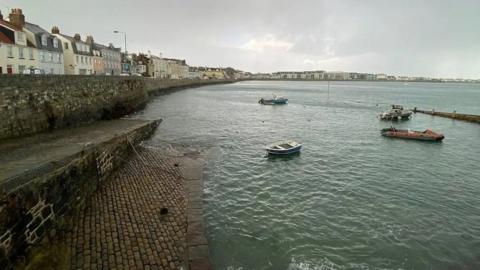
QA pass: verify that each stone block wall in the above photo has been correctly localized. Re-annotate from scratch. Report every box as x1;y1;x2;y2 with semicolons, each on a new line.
0;75;148;140
145;78;235;96
0;120;160;269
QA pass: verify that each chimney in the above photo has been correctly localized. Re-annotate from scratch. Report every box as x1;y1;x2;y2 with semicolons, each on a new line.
9;8;25;28
73;33;81;41
86;35;94;45
51;26;60;34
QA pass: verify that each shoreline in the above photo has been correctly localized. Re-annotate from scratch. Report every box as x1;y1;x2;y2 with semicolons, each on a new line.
250;78;479;84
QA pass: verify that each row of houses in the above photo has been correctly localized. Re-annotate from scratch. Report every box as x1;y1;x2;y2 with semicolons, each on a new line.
0;9;121;75
259;71;379;81
0;8;245;80
254;71;477;82
0;9;122;75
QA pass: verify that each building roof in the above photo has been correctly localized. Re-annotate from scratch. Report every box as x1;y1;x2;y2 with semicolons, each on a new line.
24;22;63;52
0;31;13;44
56;33;92;56
0;20;22;31
93;42;121;52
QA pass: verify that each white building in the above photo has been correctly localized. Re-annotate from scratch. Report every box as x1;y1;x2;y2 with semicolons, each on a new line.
0;9;37;74
23;22;64;74
51;27;94;75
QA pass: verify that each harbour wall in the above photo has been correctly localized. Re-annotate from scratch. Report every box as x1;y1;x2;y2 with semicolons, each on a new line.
0;119;160;269
0;75;236;141
414;109;480;124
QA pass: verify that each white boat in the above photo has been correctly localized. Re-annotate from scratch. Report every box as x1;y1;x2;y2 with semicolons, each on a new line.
265;141;302;155
379;105;412;120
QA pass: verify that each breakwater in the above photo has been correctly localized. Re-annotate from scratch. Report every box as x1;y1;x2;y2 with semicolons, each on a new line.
414;108;480;124
0;75;236;141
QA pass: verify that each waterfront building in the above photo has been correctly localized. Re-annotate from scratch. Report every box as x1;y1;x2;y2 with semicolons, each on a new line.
202;68;226;80
52;27;94;75
375;73;387;80
0;9;38;74
147;55;164;78
95;43;121;75
188;66;201;79
86;36;104;75
23;22;64;75
165;58;189;79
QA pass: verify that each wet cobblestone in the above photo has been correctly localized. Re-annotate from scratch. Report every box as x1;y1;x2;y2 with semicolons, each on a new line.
65;148;187;269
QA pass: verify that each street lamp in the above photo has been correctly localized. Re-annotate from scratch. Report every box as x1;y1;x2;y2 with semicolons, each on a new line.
113;30;128;74
113;30;127;54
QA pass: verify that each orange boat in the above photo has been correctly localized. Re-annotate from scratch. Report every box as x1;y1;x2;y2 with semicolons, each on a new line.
381;127;444;141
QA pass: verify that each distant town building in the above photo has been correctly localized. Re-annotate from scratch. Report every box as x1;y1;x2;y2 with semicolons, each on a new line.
188;66;201;79
164;58;188;79
375;73;388;80
202;68;226;80
98;43;121;76
52;27;94;75
86;36;104;75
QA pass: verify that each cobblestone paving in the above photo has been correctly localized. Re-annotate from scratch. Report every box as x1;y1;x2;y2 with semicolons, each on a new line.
66;148;188;269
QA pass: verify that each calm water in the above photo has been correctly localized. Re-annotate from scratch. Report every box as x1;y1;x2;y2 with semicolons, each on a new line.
136;81;480;270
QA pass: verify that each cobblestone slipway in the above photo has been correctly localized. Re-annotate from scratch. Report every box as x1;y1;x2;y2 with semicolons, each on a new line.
65;146;211;269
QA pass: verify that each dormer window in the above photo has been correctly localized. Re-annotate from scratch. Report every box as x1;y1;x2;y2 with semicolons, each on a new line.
53;38;59;48
16;32;25;43
41;34;48;46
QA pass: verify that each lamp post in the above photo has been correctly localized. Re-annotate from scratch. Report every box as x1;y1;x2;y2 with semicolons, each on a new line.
113;30;128;74
113;30;127;54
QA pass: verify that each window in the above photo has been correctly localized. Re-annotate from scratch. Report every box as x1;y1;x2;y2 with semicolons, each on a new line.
41;34;48;46
76;55;79;63
29;48;34;59
48;52;53;62
53;39;58;48
17;32;25;43
64;42;69;50
19;65;26;73
19;47;24;59
7;46;13;57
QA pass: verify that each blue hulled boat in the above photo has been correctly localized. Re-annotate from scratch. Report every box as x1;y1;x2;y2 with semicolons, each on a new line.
265;141;302;155
258;95;288;105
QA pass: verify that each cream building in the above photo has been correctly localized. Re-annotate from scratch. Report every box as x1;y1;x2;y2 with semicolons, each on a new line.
52;27;94;75
165;58;188;79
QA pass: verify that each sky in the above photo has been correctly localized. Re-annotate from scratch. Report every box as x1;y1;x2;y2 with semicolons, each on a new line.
2;0;480;78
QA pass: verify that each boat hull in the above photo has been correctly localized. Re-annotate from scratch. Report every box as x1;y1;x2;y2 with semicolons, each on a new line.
259;98;288;105
381;128;444;141
266;145;302;155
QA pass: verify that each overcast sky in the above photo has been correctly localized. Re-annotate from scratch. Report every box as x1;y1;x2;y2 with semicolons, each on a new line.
2;0;479;78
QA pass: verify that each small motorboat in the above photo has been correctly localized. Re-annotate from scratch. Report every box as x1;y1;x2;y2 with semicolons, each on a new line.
381;127;444;141
379;105;412;120
265;141;302;155
259;95;288;105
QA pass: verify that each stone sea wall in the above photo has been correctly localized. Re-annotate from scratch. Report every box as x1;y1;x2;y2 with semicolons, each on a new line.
0;75;147;141
0;119;160;269
0;75;236;141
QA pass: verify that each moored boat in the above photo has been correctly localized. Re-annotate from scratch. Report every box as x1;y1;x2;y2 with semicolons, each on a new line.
265;141;302;155
379;104;412;120
381;127;444;141
259;95;288;105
